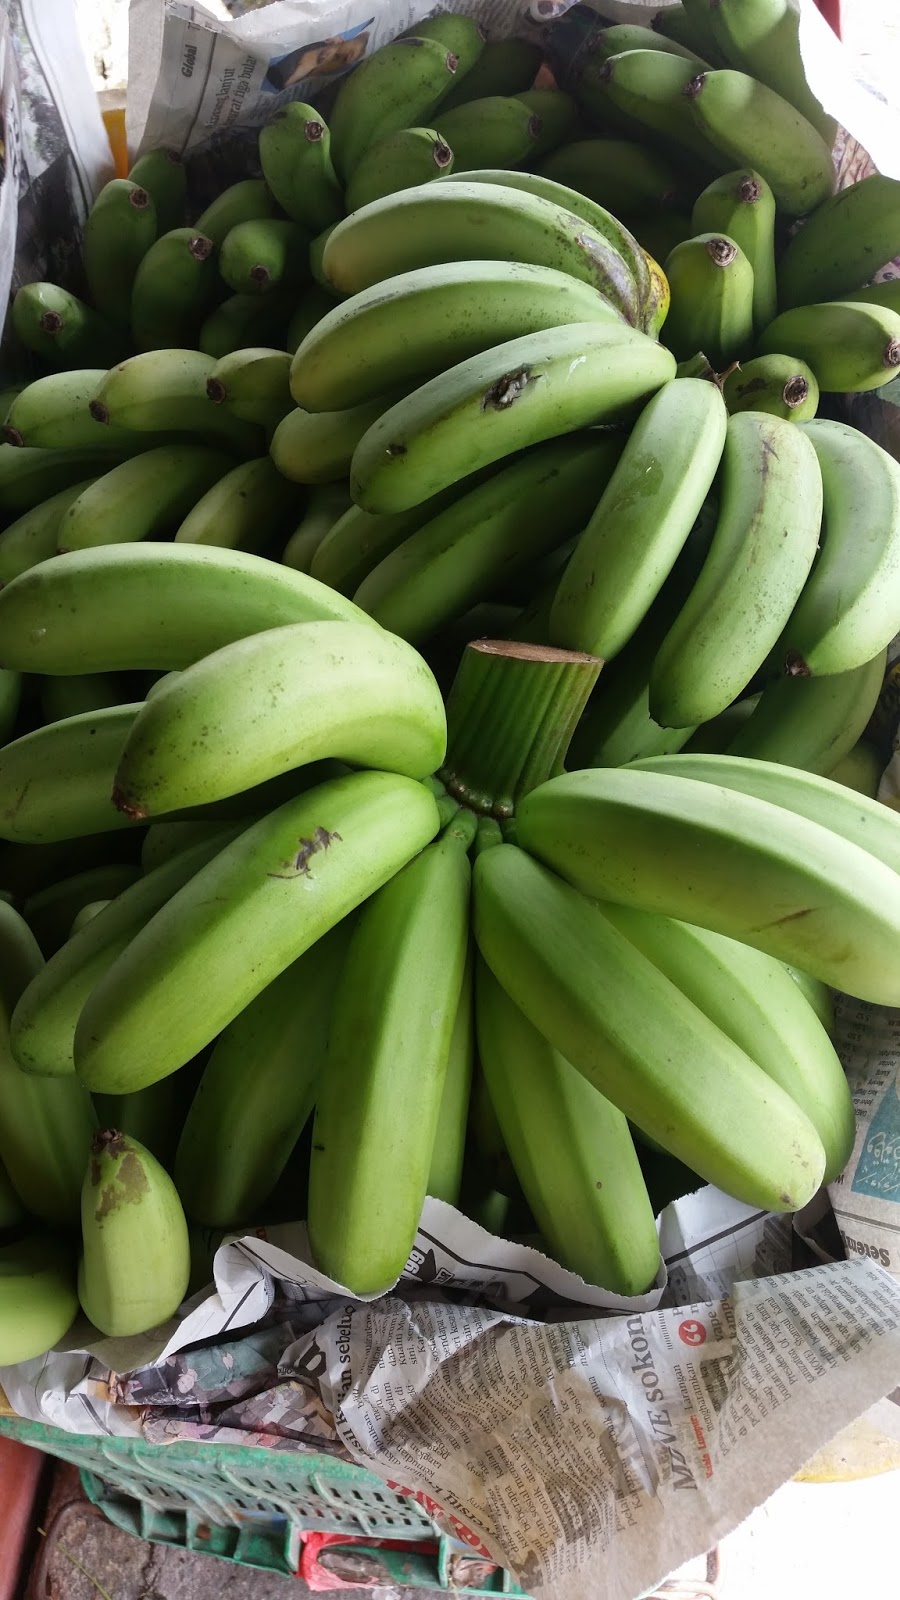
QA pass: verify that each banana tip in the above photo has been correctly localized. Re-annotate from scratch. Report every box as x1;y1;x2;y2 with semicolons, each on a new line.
206;378;227;405
2;425;24;446
111;785;148;821
89;400;110;425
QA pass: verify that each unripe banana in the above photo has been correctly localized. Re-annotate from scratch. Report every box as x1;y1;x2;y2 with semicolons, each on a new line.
312;481;470;597
71;899;113;934
112;620;446;818
140;817;235;873
4;370;138;451
516;765;900;1003
285;286;339;355
427;945;474;1208
308;817;471;1294
354;433;624;645
776;173;900;308
0;900;97;1223
270;396;394;485
11;828;241;1079
650;412;822;727
79;1130;190;1336
396;12;486;72
692;168;777;331
774;419;900;675
199;291;293;359
90;351;264;454
83;179;158;325
438;36;539;111
835;279;900;316
175;920;350;1226
706;0;837;146
0;445;133;516
590;22;708;66
472;843;825;1211
259;103;344;232
351;322;675;514
0;1236;79;1364
219;219;310;297
476;960;660;1293
175;456;300;554
282;483;352;573
654;3;727;65
538;138;686;215
0;543;368;675
130;228;219;351
290;260;624;415
0;478;96;584
514;88;578;157
684;69;835;216
760;301;900;394
329;36;464;182
12;283;127;369
433;95;541;173
581;49;725;170
723;354;819;420
74;770;440;1094
58;445;230;552
346;128;454;212
194;178;280;246
128;147;187;233
206;347;292;431
0;704;142;844
93;1077;185;1171
624;209;692;265
662;232;754;365
24;863;141;956
309;224;339;290
550;378;727;660
728;652;887;775
600;901;854;1181
830;741;883;799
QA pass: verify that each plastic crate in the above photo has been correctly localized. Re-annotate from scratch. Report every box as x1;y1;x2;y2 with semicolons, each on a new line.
0;1415;525;1591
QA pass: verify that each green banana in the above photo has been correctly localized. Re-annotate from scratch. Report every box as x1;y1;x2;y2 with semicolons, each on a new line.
0;672;21;745
354;434;625;645
692;168;777;330
329;36;465;181
130;228;219;351
426;945;473;1208
630;751;900;878
538;138;686;215
194;178;280;247
24;863;141;956
128;147;187;234
550;378;727;660
312;482;469;597
836;279;900;315
650;412;822;726
726;652;887;774
476;960;660;1293
0;704;142;844
0;900;97;1223
598;901;854;1182
346;128;454;212
175;456;300;554
74;769;440;1094
723;354;819;420
112;619;446;817
285;286;339;355
140;817;234;873
684;69;835;217
40;673;138;723
206;347;292;431
199;291;292;359
83;178;158;325
654;3;728;65
175;920;350;1227
0;478;97;584
351;322;675;514
758;302;900;393
58;445;230;552
514;87;578;157
706;0;837;146
396;12;486;71
580;50;726;170
270;395;395;485
309;224;339;290
290;260;624;414
12;283;127;369
472;843;825;1211
591;22;708;66
682;692;759;754
624;209;692;265
71;900;113;934
437;36;539;111
0;445;137;516
93;1077;185;1170
282;483;353;573
434;95;542;172
4;370;139;451
830;741;883;798
0;1237;79;1363
79;1130;190;1336
259;103;344;232
90;351;264;454
516;764;900;1003
219;219;309;296
0;543;368;674
774;420;900;674
783;964;834;1031
11;828;241;1080
321;180;648;318
777;176;900;308
308;816;471;1294
662;232;755;365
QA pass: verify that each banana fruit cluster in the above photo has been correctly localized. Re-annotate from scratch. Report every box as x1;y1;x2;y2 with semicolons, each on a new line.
1;6;898;1358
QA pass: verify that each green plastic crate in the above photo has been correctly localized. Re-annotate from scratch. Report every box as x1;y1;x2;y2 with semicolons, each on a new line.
0;1415;524;1591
